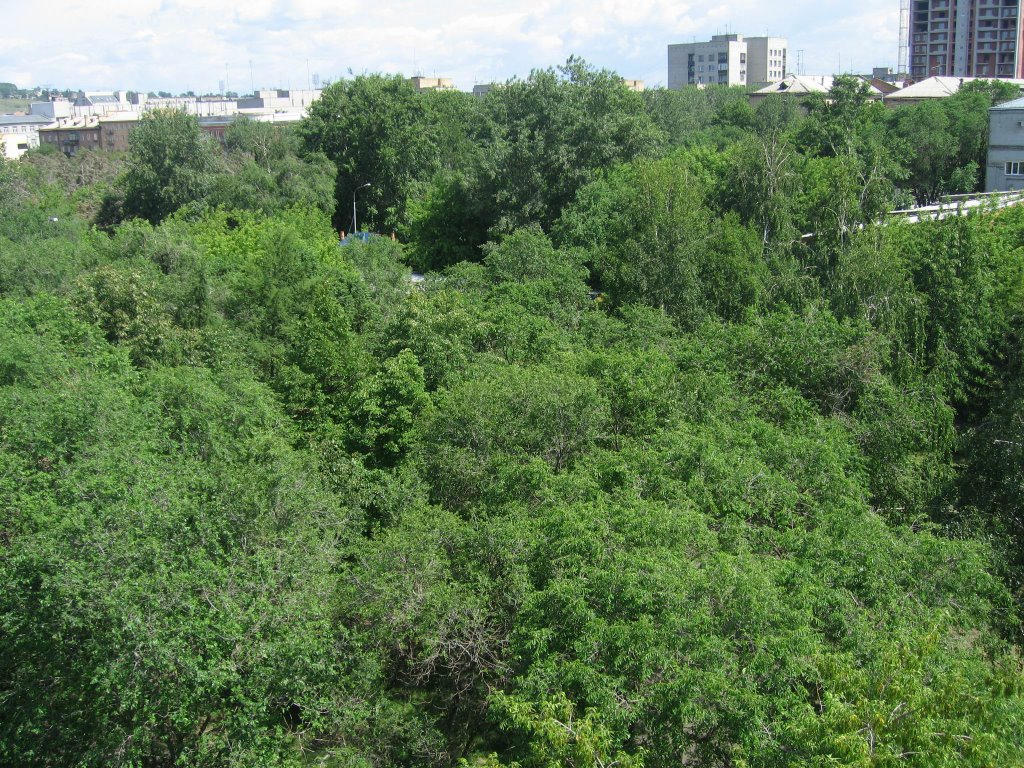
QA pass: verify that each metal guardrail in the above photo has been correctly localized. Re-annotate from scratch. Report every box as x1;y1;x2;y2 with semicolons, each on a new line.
800;190;1024;241
886;190;1024;222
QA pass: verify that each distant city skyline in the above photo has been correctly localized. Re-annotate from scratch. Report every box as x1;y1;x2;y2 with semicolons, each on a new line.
3;0;903;93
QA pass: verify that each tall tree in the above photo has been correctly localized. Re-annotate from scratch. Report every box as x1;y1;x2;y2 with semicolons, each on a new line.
300;74;437;234
118;109;218;224
480;57;666;234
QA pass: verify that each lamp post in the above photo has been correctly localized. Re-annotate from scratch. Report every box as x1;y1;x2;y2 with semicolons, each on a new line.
353;182;371;235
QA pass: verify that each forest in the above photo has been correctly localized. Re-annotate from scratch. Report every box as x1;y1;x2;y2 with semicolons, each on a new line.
1;62;1024;767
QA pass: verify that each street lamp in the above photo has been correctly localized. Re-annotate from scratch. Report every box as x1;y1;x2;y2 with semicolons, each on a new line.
353;182;371;235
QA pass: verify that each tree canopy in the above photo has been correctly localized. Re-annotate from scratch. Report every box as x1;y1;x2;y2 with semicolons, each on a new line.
1;66;1023;768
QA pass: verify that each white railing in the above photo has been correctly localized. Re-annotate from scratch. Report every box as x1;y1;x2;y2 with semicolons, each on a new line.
886;189;1024;223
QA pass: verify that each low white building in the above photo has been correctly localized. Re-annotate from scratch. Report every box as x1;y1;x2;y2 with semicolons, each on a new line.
236;89;322;111
0;114;56;158
30;98;72;120
73;92;130;117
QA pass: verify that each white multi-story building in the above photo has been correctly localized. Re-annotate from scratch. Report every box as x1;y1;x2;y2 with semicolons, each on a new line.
746;37;789;85
668;34;789;88
669;34;748;87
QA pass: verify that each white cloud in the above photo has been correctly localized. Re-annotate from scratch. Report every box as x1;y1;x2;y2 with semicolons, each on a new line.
0;0;903;92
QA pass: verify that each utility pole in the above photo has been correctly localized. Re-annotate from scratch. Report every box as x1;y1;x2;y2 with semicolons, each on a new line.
352;182;371;234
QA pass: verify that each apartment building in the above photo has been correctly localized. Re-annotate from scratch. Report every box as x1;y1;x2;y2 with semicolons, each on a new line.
746;37;789;85
909;0;1024;79
668;34;789;88
0;114;54;158
38;117;101;156
669;35;748;87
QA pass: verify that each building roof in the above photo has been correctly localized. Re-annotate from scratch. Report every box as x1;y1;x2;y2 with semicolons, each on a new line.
0;114;53;126
76;93;122;106
98;112;140;124
887;76;1024;102
990;95;1024;111
753;75;882;97
39;116;100;131
198;115;236;126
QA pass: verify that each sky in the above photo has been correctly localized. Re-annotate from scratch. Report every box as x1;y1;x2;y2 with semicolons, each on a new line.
0;0;903;94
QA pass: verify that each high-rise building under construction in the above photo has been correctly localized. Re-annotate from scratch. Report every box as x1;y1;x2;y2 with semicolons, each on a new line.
909;0;1024;79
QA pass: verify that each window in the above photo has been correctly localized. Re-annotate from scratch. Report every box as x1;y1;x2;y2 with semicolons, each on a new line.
1006;161;1024;176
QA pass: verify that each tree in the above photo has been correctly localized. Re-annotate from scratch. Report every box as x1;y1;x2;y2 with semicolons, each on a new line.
479;58;666;235
118;109;218;224
722;103;802;249
300;74;438;233
209;118;337;216
559;152;764;324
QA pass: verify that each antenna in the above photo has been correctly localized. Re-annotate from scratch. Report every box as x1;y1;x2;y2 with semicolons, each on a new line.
306;58;311;90
249;60;255;95
898;0;910;74
797;49;805;75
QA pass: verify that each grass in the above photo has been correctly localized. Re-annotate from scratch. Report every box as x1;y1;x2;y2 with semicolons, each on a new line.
0;98;31;114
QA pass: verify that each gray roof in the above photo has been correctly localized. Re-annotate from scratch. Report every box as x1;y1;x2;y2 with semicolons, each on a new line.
990;95;1024;111
888;76;1024;102
75;94;121;106
0;114;53;126
753;75;883;97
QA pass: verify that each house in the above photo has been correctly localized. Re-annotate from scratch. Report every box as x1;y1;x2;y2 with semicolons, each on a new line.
748;75;882;109
884;76;1024;107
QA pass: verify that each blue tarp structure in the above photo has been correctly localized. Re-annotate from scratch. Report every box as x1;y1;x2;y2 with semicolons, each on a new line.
339;232;373;246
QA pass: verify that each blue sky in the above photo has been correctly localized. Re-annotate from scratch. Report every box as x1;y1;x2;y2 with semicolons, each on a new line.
1;1;902;93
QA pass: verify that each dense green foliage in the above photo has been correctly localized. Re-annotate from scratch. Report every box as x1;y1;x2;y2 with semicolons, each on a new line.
2;67;1024;767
